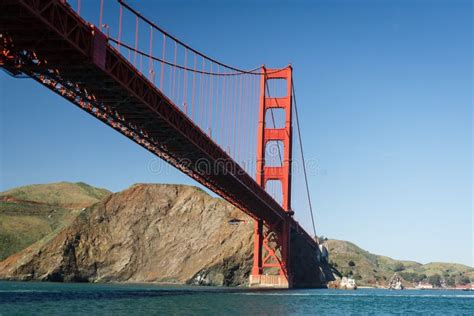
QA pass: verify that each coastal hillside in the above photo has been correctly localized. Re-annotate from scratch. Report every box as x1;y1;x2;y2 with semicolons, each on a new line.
0;183;331;286
322;239;473;287
0;182;111;260
1;181;469;288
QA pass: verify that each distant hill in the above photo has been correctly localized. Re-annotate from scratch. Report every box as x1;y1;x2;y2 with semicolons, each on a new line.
0;182;111;260
322;239;473;287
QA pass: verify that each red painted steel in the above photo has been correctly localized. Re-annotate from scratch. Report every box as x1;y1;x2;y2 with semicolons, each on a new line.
252;66;294;286
0;0;319;288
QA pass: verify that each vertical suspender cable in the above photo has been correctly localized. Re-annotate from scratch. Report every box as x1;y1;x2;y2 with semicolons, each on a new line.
174;42;178;100
251;75;256;176
192;54;197;119
237;75;243;163
228;75;233;151
232;75;237;155
171;42;177;100
240;75;248;168
184;49;188;114
99;0;104;28
245;74;252;172
215;65;220;142
134;16;139;65
221;73;226;146
199;59;204;126
149;26;154;82
118;4;123;50
176;58;181;107
160;35;166;90
292;80;317;238
203;65;208;132
209;64;213;137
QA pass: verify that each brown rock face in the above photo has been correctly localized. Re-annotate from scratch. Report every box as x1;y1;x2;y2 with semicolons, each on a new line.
0;184;331;287
0;184;253;285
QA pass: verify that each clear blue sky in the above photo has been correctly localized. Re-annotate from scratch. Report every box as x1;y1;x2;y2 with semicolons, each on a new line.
0;0;472;266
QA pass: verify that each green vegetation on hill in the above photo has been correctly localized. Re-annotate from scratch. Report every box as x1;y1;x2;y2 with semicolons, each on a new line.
0;182;110;260
321;238;473;287
0;182;110;207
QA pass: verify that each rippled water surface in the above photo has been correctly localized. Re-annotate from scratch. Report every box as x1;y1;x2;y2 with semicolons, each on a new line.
0;281;473;315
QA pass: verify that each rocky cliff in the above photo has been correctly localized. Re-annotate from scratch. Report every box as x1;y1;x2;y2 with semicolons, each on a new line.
0;184;256;285
0;183;332;287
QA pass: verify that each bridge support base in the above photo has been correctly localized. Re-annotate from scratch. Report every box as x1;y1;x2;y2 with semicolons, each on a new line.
249;274;290;288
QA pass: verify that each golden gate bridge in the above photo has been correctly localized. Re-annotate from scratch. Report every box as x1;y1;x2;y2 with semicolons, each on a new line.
1;0;321;288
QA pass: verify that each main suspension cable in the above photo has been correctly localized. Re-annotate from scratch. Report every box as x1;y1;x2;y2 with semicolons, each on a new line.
118;0;284;76
292;79;317;238
109;37;261;76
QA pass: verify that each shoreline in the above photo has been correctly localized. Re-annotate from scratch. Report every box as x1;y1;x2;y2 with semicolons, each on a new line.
1;279;472;291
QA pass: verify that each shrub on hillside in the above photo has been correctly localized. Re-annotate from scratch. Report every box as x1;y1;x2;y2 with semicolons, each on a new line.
428;274;442;287
458;276;471;285
446;276;456;287
399;272;427;283
393;262;405;272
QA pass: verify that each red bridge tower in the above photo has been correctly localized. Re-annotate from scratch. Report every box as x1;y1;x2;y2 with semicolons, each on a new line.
250;66;293;288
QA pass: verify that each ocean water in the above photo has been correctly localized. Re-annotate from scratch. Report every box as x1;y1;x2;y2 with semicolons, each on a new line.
0;281;473;315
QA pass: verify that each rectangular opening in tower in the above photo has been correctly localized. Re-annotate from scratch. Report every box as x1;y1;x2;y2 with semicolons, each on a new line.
265;140;284;167
265;108;285;128
265;179;283;206
265;78;287;98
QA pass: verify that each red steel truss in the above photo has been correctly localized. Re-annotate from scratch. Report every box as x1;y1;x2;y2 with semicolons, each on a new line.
0;0;318;288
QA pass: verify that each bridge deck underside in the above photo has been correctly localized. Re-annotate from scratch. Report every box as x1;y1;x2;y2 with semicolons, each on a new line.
0;0;317;250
